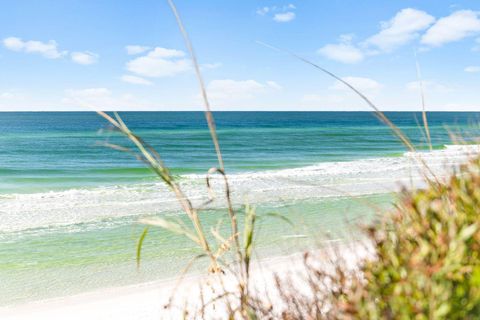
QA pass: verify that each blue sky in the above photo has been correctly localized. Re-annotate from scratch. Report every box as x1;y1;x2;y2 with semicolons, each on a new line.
0;0;479;111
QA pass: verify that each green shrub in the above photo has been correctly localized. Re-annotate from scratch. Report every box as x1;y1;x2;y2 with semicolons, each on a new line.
339;156;480;319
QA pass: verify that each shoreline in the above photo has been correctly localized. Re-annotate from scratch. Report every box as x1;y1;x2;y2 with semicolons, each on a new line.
0;241;370;319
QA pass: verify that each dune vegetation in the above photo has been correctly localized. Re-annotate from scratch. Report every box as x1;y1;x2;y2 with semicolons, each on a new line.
93;1;480;319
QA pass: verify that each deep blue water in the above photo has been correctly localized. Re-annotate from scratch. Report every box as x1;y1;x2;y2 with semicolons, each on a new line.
0;111;479;193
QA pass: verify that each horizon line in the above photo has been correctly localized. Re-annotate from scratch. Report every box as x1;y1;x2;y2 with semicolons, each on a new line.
1;110;480;113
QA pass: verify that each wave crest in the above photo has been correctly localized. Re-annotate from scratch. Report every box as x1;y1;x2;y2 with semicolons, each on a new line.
1;144;478;233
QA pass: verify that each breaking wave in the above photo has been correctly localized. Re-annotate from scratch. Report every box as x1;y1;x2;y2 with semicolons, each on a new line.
1;144;479;233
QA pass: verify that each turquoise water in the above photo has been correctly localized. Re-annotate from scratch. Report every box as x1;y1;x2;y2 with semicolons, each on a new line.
0;194;393;305
1;111;480;305
1;111;479;193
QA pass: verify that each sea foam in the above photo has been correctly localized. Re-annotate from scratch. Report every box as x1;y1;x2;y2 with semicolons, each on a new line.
1;144;479;233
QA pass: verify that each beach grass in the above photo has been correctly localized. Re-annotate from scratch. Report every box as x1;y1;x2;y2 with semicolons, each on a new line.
252;155;480;319
88;1;480;318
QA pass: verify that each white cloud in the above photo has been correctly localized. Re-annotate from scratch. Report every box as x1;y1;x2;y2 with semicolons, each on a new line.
147;47;185;58
273;12;296;23
256;6;270;16
126;47;191;78
300;90;373;110
365;8;435;52
205;79;281;107
71;51;98;65
0;92;15;99
257;4;296;22
63;88;108;109
318;8;437;63
3;37;23;50
63;88;140;110
204;79;284;108
207;80;266;100
266;81;282;90
201;62;222;70
2;37;66;59
421;10;480;46
64;88;112;103
302;76;383;110
405;80;453;93
318;42;364;64
121;75;153;85
300;77;452;111
465;65;480;73
125;45;150;55
330;76;383;93
3;36;99;64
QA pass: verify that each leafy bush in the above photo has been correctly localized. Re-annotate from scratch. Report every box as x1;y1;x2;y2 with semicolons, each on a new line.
256;156;480;320
343;156;480;319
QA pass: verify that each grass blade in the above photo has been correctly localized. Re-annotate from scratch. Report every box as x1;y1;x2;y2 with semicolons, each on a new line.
243;205;256;278
136;227;149;269
257;41;416;152
140;217;201;245
414;49;432;151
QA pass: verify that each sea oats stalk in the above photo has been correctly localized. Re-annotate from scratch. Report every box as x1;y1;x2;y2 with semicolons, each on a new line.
95;0;259;316
93;1;474;319
415;49;432;151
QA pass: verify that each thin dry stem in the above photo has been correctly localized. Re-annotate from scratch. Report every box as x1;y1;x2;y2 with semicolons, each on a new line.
167;0;245;291
256;41;443;185
414;49;432;151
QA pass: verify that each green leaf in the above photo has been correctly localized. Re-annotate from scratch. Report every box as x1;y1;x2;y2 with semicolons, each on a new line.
136;227;149;269
264;211;294;226
459;223;477;241
140;217;200;245
243;205;256;274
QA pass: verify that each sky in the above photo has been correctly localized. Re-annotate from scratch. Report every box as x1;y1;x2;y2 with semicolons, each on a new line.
0;0;479;111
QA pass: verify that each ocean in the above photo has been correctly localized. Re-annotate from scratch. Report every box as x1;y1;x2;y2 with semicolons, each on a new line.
1;111;480;305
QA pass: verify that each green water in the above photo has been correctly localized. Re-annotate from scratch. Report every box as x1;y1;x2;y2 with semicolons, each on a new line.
2;111;480;305
0;194;393;305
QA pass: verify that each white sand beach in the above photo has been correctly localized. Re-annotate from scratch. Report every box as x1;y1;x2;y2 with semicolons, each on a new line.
0;243;369;320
